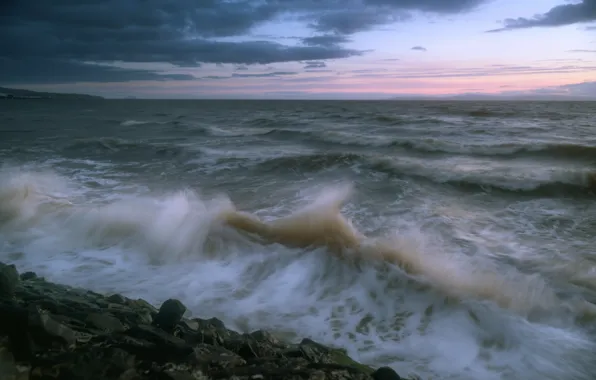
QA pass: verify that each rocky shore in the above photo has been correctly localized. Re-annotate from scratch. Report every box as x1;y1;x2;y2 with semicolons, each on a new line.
0;262;406;380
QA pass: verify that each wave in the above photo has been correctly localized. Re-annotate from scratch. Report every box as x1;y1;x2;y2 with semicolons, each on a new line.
252;127;596;163
120;119;150;127
369;157;596;196
252;152;362;173
208;184;596;319
427;105;583;120
244;151;596;196
0;168;240;262
2;169;592;320
3;167;595;380
386;140;596;161
63;137;188;159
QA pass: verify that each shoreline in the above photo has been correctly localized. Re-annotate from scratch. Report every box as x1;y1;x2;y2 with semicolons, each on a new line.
0;261;405;380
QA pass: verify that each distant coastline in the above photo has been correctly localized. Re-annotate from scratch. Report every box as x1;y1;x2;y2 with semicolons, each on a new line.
0;87;104;100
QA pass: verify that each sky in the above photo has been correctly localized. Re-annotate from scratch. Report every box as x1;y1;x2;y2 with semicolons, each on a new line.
3;0;596;99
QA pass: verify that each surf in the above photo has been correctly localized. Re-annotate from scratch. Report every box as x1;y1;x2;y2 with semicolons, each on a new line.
219;182;596;319
1;167;594;320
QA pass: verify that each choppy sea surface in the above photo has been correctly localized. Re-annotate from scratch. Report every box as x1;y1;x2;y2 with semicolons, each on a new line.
1;99;596;380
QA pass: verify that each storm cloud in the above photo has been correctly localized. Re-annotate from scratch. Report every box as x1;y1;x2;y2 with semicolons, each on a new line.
2;0;488;83
488;0;596;32
0;58;197;85
303;61;327;69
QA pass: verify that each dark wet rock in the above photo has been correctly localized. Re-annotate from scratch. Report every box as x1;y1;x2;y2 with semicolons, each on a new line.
154;298;187;332
0;262;19;298
20;271;37;281
107;293;128;304
86;312;127;332
373;367;402;380
0;261;412;380
27;304;77;346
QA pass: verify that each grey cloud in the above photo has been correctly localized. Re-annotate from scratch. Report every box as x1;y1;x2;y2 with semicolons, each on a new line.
302;35;351;47
281;75;340;83
231;71;297;78
568;49;596;52
201;76;229;80
488;0;596;32
235;65;249;71
364;0;486;13
411;46;427;51
310;9;410;34
0;58;196;84
307;0;480;36
303;61;327;69
303;0;485;34
200;71;297;80
557;81;596;95
2;0;490;84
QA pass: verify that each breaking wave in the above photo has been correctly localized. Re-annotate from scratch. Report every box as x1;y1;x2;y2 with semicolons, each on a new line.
1;168;594;320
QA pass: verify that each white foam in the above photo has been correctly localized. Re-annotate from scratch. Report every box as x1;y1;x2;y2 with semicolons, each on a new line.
1;167;595;380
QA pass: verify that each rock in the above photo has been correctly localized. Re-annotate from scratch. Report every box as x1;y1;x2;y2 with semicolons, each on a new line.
129;298;158;314
153;298;187;332
27;304;77;346
0;263;19;298
0;262;409;380
192;343;246;369
373;367;402;380
86;312;126;332
107;294;128;304
20;271;37;281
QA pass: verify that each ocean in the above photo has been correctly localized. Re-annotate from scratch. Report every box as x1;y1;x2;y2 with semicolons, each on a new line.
1;99;595;380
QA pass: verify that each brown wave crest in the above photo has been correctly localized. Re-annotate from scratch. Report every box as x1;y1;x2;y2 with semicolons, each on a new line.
220;184;596;319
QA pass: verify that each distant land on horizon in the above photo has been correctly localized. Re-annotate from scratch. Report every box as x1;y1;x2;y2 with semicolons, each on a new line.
0;87;104;100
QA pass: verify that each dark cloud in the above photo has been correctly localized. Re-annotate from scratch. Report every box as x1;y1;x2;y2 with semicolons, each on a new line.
365;0;486;13
235;65;249;71
411;46;427;51
303;61;327;69
231;72;297;78
488;0;596;32
0;58;196;85
2;0;488;84
200;72;297;80
310;9;410;34
302;35;351;47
